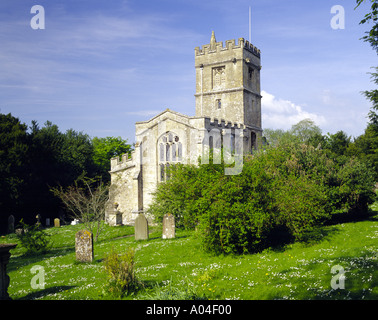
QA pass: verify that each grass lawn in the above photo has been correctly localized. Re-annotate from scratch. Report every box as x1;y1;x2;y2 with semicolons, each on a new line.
1;205;378;300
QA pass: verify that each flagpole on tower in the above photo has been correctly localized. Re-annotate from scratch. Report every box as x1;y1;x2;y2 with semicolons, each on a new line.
249;5;251;43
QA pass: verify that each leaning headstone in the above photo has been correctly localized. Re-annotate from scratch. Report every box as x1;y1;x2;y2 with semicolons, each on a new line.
162;214;175;239
7;215;15;234
54;218;60;228
134;213;148;240
75;230;94;263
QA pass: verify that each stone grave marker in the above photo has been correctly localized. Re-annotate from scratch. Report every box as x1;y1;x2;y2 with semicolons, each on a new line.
0;243;17;300
134;213;148;240
75;230;94;263
54;218;60;228
162;214;175;239
46;218;50;227
7;215;15;234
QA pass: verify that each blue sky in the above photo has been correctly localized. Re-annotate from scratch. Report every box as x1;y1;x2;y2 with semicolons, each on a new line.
0;0;376;142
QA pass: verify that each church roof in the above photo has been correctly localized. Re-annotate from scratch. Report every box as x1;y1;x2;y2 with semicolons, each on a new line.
135;108;191;124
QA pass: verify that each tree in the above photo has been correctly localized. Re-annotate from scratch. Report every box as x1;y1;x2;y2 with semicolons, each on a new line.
290;118;322;143
347;124;378;179
324;131;351;157
60;129;96;182
354;0;378;178
0;113;29;232
263;119;323;147
356;0;378;124
92;136;132;180
26;121;97;219
51;177;109;242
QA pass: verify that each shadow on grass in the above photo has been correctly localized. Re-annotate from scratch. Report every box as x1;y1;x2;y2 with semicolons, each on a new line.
326;209;378;226
7;246;76;273
267;252;378;300
262;224;340;254
16;285;76;300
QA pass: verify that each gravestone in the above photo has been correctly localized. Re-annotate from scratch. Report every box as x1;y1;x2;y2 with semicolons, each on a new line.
7;215;15;234
134;213;148;240
46;218;50;227
0;243;17;300
162;214;175;239
75;230;94;263
54;218;60;228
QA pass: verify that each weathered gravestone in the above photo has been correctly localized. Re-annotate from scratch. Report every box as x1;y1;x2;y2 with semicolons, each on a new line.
54;218;60;228
45;218;50;227
134;213;148;240
0;244;17;300
75;230;94;263
162;214;175;239
7;215;15;234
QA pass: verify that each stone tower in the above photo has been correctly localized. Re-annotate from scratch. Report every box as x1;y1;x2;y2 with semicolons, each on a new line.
194;31;262;129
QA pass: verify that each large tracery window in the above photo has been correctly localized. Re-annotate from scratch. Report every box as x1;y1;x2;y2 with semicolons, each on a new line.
158;132;182;182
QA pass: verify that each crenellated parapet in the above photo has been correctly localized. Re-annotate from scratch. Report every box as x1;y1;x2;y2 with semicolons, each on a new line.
207;117;245;130
110;152;135;173
195;36;260;58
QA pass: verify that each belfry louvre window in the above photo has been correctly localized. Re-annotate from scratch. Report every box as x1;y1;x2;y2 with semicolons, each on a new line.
158;132;182;181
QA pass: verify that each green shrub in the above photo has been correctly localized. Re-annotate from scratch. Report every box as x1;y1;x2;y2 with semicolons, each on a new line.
273;174;328;240
16;219;51;255
148;142;376;255
103;247;140;297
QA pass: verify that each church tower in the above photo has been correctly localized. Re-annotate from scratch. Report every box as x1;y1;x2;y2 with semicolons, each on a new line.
194;31;262;129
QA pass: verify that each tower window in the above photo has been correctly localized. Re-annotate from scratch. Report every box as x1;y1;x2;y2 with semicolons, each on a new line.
216;99;221;109
248;67;254;80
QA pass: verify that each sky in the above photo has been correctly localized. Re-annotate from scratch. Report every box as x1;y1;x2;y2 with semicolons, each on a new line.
0;0;376;142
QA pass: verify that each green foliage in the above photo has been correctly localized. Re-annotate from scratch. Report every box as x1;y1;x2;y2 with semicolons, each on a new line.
149;141;376;255
263;119;322;147
92;136;132;181
15;219;51;255
355;0;378;125
0;112;132;229
0;113;29;218
103;247;140;297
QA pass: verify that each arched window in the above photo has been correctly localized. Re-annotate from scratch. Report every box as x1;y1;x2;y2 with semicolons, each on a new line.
158;132;183;182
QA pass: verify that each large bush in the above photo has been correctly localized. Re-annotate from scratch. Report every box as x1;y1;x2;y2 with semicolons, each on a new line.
149;143;376;255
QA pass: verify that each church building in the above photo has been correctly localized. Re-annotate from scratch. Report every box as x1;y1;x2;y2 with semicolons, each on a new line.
105;31;262;225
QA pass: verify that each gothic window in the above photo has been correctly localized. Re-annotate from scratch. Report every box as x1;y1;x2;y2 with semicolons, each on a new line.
216;99;221;109
158;132;183;182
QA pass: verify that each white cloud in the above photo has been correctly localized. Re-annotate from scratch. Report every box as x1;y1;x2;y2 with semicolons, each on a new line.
261;90;326;130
